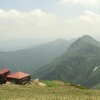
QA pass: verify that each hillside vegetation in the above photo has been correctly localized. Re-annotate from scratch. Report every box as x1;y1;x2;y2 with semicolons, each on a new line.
33;35;100;88
0;80;100;100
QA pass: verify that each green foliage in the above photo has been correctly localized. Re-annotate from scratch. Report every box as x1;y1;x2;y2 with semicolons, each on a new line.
92;84;100;90
70;83;89;90
43;80;60;87
33;35;100;88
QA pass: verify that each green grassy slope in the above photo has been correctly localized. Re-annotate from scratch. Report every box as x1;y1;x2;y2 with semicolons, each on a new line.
0;81;100;100
92;84;100;90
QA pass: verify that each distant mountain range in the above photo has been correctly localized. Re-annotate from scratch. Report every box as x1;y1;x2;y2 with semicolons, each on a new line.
0;39;73;75
0;39;51;51
33;35;100;88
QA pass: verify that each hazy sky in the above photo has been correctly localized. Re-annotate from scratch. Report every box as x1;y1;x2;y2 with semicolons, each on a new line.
0;0;100;41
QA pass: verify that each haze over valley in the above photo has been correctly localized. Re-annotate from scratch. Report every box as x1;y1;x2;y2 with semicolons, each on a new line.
0;38;73;74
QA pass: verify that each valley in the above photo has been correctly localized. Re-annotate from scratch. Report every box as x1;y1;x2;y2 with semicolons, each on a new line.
0;39;71;75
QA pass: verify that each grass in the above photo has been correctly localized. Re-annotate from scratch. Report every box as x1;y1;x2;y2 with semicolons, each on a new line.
92;84;100;90
70;83;89;90
0;81;100;100
43;80;62;87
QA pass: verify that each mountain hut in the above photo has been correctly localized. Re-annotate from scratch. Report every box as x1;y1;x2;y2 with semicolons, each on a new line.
0;68;10;85
7;71;31;85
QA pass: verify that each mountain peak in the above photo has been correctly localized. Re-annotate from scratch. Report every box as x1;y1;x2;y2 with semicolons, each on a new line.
81;35;95;41
66;35;100;58
77;35;99;47
81;35;92;38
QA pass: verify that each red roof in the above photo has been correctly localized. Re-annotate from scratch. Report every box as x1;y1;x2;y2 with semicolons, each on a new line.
7;71;30;79
0;68;10;74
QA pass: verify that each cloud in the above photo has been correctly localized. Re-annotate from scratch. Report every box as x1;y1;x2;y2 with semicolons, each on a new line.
0;9;100;40
61;10;100;38
70;10;100;23
59;0;99;8
0;9;57;40
0;9;56;26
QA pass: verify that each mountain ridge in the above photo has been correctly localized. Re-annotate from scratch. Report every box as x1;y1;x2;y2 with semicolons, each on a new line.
33;35;100;88
0;39;72;75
